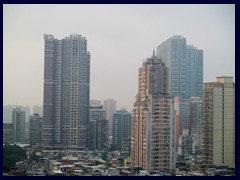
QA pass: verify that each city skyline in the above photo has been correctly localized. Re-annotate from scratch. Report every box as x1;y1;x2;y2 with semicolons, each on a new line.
3;4;235;110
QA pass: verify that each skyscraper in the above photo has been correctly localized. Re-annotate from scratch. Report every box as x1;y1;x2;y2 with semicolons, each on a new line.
157;35;203;98
112;109;131;149
103;99;116;136
202;77;235;167
12;106;25;144
22;105;30;144
89;105;109;151
30;113;42;146
131;52;176;171
186;45;203;98
42;34;90;149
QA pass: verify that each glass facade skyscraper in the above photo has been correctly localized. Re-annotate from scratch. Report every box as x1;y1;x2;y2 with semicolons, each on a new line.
157;35;203;98
42;34;90;149
187;45;203;98
112;109;131;149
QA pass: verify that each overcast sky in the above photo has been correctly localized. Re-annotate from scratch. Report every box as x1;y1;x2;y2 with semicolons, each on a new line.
3;4;235;111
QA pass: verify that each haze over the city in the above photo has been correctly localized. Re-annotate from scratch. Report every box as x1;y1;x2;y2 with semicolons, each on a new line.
3;4;235;110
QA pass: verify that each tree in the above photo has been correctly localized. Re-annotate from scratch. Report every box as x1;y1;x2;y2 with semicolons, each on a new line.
3;144;27;172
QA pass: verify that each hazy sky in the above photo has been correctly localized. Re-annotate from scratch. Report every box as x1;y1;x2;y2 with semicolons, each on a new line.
3;4;235;111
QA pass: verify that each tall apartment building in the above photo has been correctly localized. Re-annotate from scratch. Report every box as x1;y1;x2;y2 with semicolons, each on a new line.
202;77;235;167
89;105;108;151
112;109;131;150
12;106;25;144
157;36;203;98
103;99;116;136
42;34;90;149
3;123;14;144
30;113;42;146
131;52;176;171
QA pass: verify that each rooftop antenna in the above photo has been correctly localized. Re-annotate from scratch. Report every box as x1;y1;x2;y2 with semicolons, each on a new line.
152;41;156;57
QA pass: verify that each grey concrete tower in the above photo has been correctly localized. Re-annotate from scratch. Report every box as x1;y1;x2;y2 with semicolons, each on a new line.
42;34;90;149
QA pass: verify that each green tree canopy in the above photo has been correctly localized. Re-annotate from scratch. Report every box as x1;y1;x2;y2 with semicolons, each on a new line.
3;144;27;172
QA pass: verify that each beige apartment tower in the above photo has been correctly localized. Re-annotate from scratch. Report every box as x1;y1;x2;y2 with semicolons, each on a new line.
131;52;176;171
202;76;235;167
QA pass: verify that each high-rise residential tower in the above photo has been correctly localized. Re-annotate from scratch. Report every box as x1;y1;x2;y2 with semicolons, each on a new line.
42;34;90;149
30;113;42;146
131;52;176;171
157;36;203;98
103;99;116;136
202;77;235;167
12;106;25;144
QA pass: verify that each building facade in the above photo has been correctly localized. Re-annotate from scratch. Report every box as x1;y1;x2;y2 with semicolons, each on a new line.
157;35;203;98
202;77;235;167
174;97;190;142
103;99;116;136
186;45;203;98
112;109;131;150
12;106;25;144
3;123;14;144
42;34;90;149
178;129;196;155
131;52;176;171
190;97;202;153
22;106;31;144
89;105;109;151
30;113;42;146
